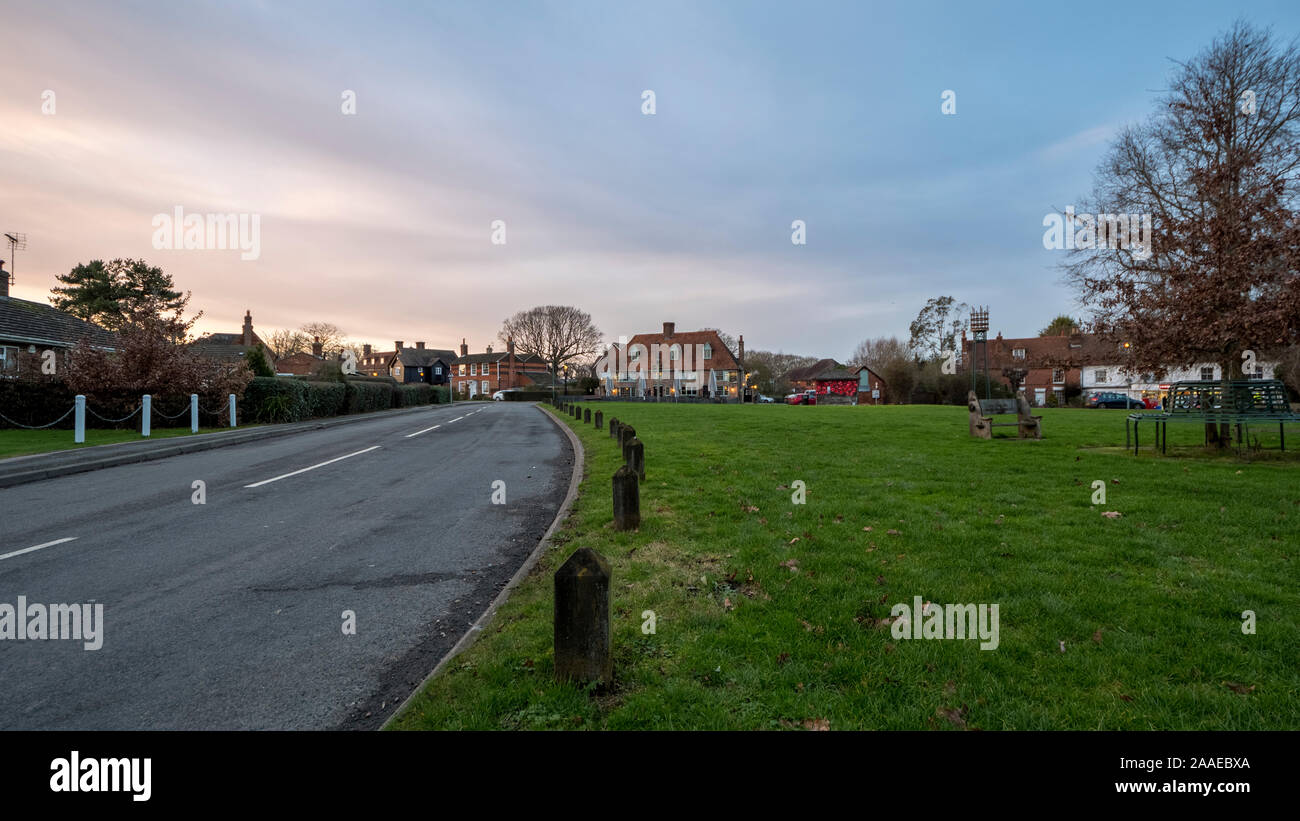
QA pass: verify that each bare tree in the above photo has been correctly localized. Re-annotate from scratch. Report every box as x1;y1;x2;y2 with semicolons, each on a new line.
498;305;602;396
298;322;348;358
850;335;919;404
1063;22;1300;445
268;328;310;359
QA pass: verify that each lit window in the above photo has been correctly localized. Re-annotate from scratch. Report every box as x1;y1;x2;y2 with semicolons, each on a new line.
459;364;466;376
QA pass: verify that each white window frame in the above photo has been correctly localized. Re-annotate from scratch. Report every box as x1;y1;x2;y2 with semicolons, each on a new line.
1013;348;1026;360
482;380;490;394
1094;369;1107;384
1052;368;1064;384
1200;366;1215;381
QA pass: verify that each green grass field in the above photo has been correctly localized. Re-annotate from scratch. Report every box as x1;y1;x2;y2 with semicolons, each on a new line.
0;427;241;460
391;404;1299;730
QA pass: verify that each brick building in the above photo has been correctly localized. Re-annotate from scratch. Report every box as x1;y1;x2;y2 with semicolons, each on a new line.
961;330;1117;406
274;337;325;376
359;341;456;384
605;322;746;401
452;337;550;398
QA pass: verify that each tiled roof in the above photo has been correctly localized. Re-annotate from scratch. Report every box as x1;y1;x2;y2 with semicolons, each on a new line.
396;347;456;367
454;351;546;366
814;368;858;381
963;333;1122;370
623;329;742;371
0;296;117;348
788;358;840;382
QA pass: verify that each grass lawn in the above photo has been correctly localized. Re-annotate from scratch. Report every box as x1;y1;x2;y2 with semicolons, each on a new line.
390;404;1299;730
0;427;242;460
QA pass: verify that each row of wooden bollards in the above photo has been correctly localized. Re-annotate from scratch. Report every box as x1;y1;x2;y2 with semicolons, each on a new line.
550;398;648;686
554;399;643;531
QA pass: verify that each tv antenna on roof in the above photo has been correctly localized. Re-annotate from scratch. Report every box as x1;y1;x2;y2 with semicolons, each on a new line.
3;232;26;285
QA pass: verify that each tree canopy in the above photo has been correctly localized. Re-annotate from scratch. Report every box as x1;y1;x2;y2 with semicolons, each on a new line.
51;259;190;331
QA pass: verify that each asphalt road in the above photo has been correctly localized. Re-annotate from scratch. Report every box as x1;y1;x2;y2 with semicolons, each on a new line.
0;402;570;730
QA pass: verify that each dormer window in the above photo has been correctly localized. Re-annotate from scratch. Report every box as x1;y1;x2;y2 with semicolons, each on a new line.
1012;348;1026;360
703;344;712;360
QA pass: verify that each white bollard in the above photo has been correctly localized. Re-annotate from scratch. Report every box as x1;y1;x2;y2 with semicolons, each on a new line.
142;395;152;437
190;394;198;434
74;395;86;444
228;393;236;428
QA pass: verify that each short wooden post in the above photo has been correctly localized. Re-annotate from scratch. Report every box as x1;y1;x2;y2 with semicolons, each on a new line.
619;424;636;454
553;547;612;685
594;410;603;431
627;437;645;482
609;418;620;439
584;407;591;424
613;464;640;531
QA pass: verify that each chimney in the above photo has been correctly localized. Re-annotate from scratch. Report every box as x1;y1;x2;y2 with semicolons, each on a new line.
460;338;468;357
394;340;404;352
312;336;323;358
738;334;744;365
486;343;493;355
507;336;516;387
0;260;7;298
416;341;425;349
363;343;372;357
663;321;675;338
242;310;254;346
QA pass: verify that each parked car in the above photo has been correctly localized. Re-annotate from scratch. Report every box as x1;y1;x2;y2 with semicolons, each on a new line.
1085;391;1144;409
492;388;521;401
785;390;818;405
757;394;775;403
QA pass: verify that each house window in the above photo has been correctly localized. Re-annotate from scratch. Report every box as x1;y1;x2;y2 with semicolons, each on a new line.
1094;370;1107;384
0;346;16;373
470;364;477;376
1013;348;1026;360
435;366;442;375
482;380;490;393
1052;369;1064;384
459;364;466;376
394;366;403;378
1200;366;1215;381
703;344;712;360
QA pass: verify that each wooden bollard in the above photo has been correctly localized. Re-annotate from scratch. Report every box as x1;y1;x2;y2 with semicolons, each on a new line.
594;410;603;431
627;437;645;482
619;424;636;454
583;407;591;424
612;464;640;531
609;418;620;439
554;547;612;685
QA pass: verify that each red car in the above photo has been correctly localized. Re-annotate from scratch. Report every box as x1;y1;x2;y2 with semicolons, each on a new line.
785;390;818;405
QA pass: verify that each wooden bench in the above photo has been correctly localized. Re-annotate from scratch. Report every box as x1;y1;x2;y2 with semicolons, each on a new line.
968;390;1042;439
1126;379;1300;454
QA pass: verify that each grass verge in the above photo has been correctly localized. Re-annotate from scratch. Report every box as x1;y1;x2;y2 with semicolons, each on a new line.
390;404;1299;730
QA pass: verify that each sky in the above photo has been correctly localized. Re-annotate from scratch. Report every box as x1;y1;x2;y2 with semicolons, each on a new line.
4;0;1300;360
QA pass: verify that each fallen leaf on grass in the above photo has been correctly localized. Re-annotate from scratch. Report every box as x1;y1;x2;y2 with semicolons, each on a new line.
776;652;790;665
944;680;957;696
723;597;734;611
1101;511;1122;519
1092;629;1103;644
1223;682;1256;695
887;529;901;536
863;526;874;532
789;537;800;544
937;706;967;728
802;718;830;731
1058;640;1067;653
744;505;760;513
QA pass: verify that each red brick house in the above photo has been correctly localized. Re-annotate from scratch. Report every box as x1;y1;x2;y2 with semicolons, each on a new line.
853;365;887;405
452;337;550;398
605;323;746;401
274;338;325;376
960;329;1114;406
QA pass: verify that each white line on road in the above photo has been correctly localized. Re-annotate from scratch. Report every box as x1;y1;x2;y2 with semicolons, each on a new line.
244;446;382;488
405;424;441;439
0;537;78;563
447;416;464;423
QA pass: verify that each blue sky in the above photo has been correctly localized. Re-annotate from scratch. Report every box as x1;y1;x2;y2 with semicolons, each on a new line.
4;0;1299;358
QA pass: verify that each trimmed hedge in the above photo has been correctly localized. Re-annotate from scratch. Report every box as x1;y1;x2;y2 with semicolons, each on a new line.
0;380;229;430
